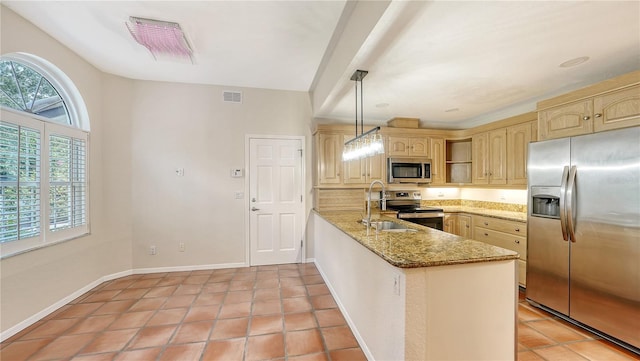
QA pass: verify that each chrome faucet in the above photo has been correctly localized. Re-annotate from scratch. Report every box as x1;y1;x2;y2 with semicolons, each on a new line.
366;180;387;235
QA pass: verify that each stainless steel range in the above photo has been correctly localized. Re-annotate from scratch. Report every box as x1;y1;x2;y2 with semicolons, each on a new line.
383;190;444;230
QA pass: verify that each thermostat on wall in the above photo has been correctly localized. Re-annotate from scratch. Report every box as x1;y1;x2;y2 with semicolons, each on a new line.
231;168;244;178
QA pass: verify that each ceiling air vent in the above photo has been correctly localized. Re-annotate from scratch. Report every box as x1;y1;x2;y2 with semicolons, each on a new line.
223;91;242;103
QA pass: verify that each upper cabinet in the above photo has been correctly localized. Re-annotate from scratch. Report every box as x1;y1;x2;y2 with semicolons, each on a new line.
593;85;640;132
537;71;640;141
315;128;387;187
472;129;507;185
538;99;593;140
507;122;536;185
387;136;430;157
430;137;446;185
342;135;386;184
317;133;342;185
445;138;472;184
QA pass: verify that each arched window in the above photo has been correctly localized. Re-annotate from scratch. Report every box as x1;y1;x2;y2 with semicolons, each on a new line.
1;53;90;258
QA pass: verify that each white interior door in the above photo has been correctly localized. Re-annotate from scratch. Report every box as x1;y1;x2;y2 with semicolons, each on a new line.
249;137;304;266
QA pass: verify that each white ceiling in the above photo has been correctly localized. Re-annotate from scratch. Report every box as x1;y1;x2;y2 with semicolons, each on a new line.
4;1;640;129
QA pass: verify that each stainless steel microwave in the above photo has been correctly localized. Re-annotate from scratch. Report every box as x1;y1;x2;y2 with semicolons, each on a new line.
387;158;432;183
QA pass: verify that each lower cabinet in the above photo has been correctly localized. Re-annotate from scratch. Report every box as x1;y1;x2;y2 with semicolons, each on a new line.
473;215;527;287
443;213;472;238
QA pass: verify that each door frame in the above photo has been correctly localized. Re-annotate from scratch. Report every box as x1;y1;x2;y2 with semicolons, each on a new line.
244;134;306;266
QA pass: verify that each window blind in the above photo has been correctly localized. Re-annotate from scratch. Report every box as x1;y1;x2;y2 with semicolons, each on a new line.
0;122;41;242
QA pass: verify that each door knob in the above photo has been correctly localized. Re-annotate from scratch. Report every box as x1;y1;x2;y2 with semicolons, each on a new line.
251;207;260;211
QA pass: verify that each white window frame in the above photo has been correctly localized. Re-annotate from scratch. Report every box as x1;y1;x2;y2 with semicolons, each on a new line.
1;52;91;258
1;109;90;258
1;53;90;131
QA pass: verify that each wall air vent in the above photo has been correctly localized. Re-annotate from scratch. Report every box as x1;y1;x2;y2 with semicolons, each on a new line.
223;91;242;103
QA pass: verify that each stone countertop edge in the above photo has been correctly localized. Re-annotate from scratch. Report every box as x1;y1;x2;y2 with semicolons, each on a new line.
314;210;519;269
440;206;527;223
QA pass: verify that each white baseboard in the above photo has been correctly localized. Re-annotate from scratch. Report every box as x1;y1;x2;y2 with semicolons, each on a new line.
304;257;316;263
0;262;247;342
313;261;374;361
0;269;132;343
133;262;247;274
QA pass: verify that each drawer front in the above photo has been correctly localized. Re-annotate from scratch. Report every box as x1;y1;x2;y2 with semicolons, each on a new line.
475;215;526;236
474;226;527;259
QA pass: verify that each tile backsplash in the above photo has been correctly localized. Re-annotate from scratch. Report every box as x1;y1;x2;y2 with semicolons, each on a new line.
420;187;528;213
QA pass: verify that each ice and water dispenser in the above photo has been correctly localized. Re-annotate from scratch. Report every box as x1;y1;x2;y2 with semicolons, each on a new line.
531;186;560;218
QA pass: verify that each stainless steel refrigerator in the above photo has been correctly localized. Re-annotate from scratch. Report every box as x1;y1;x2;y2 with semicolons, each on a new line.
526;126;639;353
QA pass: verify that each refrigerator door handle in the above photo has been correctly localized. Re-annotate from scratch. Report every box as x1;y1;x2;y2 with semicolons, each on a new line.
559;166;570;241
566;165;578;242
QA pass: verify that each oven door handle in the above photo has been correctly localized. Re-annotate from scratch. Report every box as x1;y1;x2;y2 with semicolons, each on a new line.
397;212;445;219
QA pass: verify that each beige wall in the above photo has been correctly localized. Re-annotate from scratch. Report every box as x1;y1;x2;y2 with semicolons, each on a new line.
0;5;314;336
129;81;312;269
0;6;133;334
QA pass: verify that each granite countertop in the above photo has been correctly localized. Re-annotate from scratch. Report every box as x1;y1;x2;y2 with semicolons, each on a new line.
439;206;527;222
315;210;519;268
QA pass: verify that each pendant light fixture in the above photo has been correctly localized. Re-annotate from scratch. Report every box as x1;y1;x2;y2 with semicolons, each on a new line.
342;70;384;161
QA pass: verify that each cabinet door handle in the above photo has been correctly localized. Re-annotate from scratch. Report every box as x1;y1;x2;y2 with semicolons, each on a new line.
484;222;489;226
582;115;591;121
594;113;602;118
484;233;489;236
515;228;520;232
514;239;520;244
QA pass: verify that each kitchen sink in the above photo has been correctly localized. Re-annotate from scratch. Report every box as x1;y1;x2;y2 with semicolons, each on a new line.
365;220;418;233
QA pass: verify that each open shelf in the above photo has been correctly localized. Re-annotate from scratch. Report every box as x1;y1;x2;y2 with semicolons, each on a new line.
445;139;472;183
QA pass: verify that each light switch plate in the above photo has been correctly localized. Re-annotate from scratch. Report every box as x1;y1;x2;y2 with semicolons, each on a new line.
231;168;244;178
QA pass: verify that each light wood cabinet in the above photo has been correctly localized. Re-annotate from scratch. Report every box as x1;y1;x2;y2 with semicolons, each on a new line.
443;214;455;234
342;135;386;184
488;129;507;184
472;133;489;184
430;137;445;185
593;85;640;132
458;214;472;238
445;139;472;184
317;133;342;185
538;83;640;141
538;99;594;140
473;215;527;286
444;213;472;237
472;129;506;185
506;122;535;185
342;157;366;184
387;136;430;157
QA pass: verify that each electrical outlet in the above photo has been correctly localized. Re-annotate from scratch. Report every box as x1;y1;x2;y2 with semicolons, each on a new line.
179;242;185;252
175;168;184;176
234;192;244;199
150;245;157;255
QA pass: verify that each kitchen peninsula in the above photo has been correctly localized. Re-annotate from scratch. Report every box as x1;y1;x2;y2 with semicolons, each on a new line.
308;210;519;360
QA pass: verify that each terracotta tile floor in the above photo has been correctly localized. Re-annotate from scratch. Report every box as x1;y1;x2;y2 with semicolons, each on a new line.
2;264;639;361
517;290;639;361
0;264;367;361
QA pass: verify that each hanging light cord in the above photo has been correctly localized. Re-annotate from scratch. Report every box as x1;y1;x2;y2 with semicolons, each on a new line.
343;69;383;161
